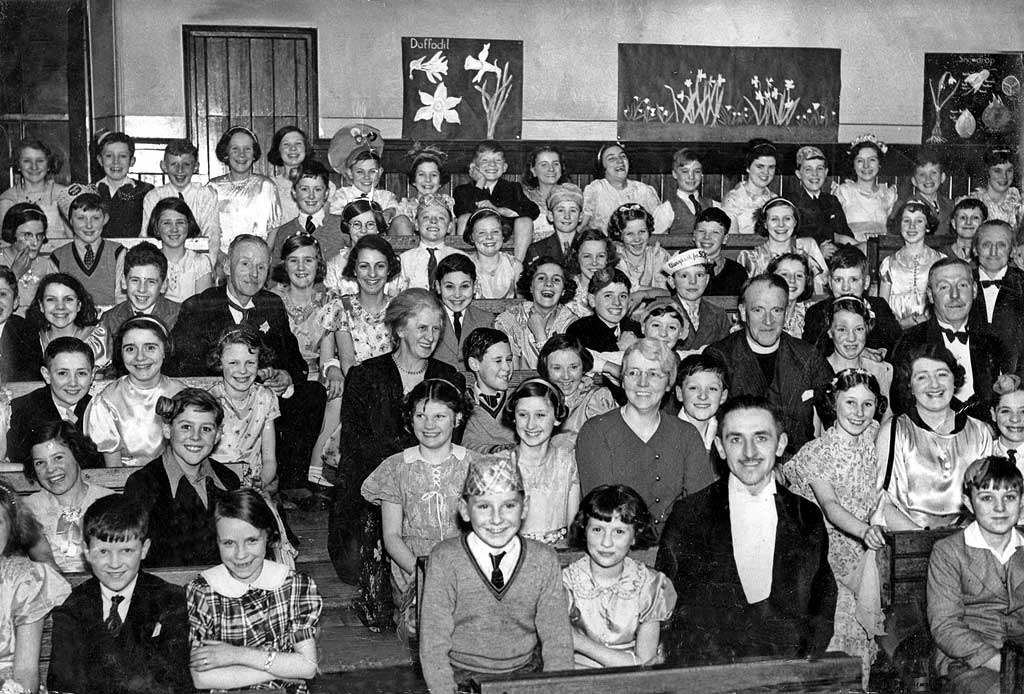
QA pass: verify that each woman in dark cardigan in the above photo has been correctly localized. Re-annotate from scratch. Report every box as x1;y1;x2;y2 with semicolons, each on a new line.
327;287;465;631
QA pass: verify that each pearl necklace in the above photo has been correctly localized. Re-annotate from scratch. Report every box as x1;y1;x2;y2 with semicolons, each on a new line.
393;354;427;375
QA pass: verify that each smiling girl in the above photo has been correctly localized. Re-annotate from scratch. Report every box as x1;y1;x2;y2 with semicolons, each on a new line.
499;378;580;545
267;126;335;223
565;229;618;318
466;209;522;298
738;197;828;295
992;375;1024;461
834;136;898;243
562;485;674;668
825;297;892;406
0;203;57;316
393;145;454;237
537;334;616;442
495;257;578;369
969;147;1022;231
27;273;108;368
722;138;778;235
768;253;814;339
608;203;670;308
84;315;184;466
582;143;660;234
879;199;945;328
0;137;72;238
146;197;213;303
523;145;571;242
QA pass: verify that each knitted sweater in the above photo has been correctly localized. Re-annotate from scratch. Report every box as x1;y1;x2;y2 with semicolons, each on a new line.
419;534;573;693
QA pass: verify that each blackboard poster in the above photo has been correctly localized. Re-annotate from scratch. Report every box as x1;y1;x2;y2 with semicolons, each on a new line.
922;53;1023;145
402;37;523;141
617;44;841;143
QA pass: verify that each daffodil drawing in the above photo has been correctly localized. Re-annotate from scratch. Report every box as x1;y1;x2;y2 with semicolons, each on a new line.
408;51;448;84
464;43;513;138
415;82;462;133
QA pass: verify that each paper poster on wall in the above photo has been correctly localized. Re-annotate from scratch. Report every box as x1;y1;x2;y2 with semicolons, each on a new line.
922;52;1023;145
402;37;523;141
617;44;841;142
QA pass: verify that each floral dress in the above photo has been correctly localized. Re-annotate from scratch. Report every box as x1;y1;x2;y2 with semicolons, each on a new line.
566;280;593;319
879;245;945;323
616;243;669;291
499;443;580;545
471;252;521;299
970;186;1023;231
722;182;772;235
560;385;617;443
785;422;881;684
360;445;474;633
494;301;577;369
334;295;393;363
0;555;71;681
835;181;898;242
209;382;280;483
270;287;340;377
562;556;677;668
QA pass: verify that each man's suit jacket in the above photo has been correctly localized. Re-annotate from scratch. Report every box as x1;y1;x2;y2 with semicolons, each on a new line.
526;233;574;267
972;266;1024;377
453;178;541;219
793;187;851;246
48;572;192;694
0;314;42;382
655;477;836;666
927;530;1024;677
166;285;306;381
100;296;181;337
271;213;347;262
705;332;833;454
432;304;495;370
123;457;240;567
7;386;97;468
890;315;1009;422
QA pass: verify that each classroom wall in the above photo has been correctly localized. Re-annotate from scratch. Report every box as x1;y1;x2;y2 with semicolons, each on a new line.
103;0;1023;144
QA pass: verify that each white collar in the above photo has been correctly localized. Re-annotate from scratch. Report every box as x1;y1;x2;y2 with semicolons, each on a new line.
745;334;780;354
402;445;467;464
936;318;968;333
466;528;518;557
225;286;255;310
728;472;777;501
980;266;1008;282
964;521;1024;564
201;560;290;598
100;575;139;603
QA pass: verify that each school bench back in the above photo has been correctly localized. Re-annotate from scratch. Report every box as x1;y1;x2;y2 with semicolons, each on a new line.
0;461;249;495
875;528;958;611
3;376;220;402
471;653;862;694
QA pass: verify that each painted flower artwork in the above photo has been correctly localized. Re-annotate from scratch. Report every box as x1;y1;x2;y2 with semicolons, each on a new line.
922;53;1022;146
403;37;523;140
617;44;841;142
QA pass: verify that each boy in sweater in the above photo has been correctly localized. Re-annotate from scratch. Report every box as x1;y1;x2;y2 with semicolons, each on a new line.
420;455;573;693
462;327;516;453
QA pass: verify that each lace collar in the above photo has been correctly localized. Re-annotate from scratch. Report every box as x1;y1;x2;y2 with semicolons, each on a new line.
563;555;648;600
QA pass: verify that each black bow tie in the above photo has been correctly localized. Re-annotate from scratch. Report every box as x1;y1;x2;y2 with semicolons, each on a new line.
980;279;1004;289
942;328;969;344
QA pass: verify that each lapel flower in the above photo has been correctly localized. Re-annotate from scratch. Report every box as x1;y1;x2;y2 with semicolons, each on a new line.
260;321;270;333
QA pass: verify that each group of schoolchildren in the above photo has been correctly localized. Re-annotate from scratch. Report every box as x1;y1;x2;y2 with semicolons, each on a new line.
0;122;1023;694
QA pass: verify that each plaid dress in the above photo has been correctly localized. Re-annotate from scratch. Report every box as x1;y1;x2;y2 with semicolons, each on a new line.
187;562;323;694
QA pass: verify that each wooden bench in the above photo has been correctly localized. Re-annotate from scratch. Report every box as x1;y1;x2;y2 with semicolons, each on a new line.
875;528;958;612
2;376;220;401
471;653;863;694
0;461;250;495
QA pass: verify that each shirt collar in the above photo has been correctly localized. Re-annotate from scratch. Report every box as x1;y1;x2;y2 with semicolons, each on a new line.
980;266;1008;282
304;209;326;227
678;410;717;448
745;334;780;354
100;575;139;603
728;472;777;501
936;318;969;333
467;527;519;557
50;395;78;422
225;286;255;310
402;445;467;464
964;521;1024;564
200;560;289;598
161;449;226;495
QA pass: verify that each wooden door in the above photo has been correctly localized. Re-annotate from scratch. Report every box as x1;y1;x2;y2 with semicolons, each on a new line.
183;26;317;179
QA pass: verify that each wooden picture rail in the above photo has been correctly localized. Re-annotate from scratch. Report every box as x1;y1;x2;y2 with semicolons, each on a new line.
471;653;862;694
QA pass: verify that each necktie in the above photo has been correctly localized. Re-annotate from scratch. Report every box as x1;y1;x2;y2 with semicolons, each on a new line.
427;248;438;285
942;328;968;345
83;243;95;267
561;240;571;257
689;194;701;214
980;279;1003;289
478;392;503;416
228;299;251;324
305;215;316;234
490;551;506;589
178;192;185;200
106;595;124;635
453;311;463;341
1008;449;1017;465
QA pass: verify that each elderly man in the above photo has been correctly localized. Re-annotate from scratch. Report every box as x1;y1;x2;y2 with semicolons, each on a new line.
705;273;833;455
971;220;1024;377
891;257;1012;422
167;234;327;492
656;395;836;665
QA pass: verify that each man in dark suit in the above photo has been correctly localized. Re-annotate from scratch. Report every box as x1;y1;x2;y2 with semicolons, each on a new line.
891;257;1014;422
0;266;43;382
167;234;327;489
705;274;833;455
48;495;191;694
7;336;101;468
972;220;1024;377
792;145;850;254
656;395;836;666
431;254;495;369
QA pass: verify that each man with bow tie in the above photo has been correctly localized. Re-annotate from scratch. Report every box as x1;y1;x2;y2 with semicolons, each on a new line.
891;257;1015;422
972;220;1024;378
167;235;326;490
656;395;836;665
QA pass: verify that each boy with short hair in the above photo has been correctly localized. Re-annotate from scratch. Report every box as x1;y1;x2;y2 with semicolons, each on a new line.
674;353;729;451
51;192;125;307
48;494;192;694
693;207;747;296
420;456;573;692
462;327;516;453
943;197;988;263
663;248;732;350
7;336;99;468
141;139;221;242
90;132;154;237
269;159;345;262
526;183;584;266
101;241;181;338
432;253;494;369
928;456;1024;694
653;148;717;234
792;145;850;255
454;141;540;262
401;193;466;289
892;148;955;236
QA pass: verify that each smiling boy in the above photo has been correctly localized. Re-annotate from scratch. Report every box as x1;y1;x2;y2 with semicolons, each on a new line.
87;132;154;238
692;207;748;296
431;254;495;369
792;145;850;254
420;455;572;693
269;160;345;263
141;140;221;243
653;148;718;234
101;242;181;339
892;149;954;236
50;192;125;308
526;184;585;266
401;193;467;289
48;494;192;694
463;328;517;453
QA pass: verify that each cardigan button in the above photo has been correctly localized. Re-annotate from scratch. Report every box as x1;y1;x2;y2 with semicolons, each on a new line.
655;498;661;503
655;476;661;481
